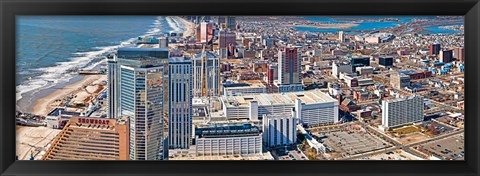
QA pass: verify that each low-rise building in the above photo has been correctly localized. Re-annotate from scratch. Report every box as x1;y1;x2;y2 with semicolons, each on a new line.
223;82;267;96
45;107;81;129
378;56;394;67
390;73;411;89
194;123;262;156
221;89;338;127
332;62;352;78
358;78;375;87
356;66;374;76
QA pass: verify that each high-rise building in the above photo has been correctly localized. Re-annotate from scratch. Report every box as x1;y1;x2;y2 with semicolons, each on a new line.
429;43;441;55
338;31;345;43
382;95;424;128
192;51;220;97
206;22;214;44
196;26;201;42
266;63;278;85
111;47;169;121
199;22;213;43
262;112;297;148
218;29;236;59
120;64;166;160
167;57;193;149
277;47;303;92
226;16;237;31
107;55;118;119
439;50;454;63
453;47;465;61
218;16;236;30
113;47;169;160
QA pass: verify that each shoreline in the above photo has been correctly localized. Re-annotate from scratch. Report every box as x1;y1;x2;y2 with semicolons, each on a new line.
173;16;195;38
29;74;106;116
16;75;83;113
17;63;106;116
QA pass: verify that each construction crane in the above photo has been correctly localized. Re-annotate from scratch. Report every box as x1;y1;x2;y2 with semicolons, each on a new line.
201;45;208;97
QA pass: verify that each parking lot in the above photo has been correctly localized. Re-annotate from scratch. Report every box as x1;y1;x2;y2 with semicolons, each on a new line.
315;128;390;157
416;134;464;160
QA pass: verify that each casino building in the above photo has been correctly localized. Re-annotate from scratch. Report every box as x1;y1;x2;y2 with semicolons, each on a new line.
220;89;339;127
42;116;129;160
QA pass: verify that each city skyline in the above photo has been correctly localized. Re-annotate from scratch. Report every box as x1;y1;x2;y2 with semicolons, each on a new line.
16;16;464;161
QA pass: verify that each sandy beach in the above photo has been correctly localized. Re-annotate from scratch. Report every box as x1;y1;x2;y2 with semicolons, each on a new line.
286;23;359;29
31;74;107;116
16;126;61;160
174;16;196;38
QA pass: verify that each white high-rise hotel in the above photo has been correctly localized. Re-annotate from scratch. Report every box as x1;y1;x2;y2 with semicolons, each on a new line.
382;94;424;128
168;57;193;149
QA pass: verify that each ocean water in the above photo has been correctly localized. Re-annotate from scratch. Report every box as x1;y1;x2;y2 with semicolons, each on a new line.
296;16;461;34
421;24;463;34
16;16;183;102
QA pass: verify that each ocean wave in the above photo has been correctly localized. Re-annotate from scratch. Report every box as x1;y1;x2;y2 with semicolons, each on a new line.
16;16;165;103
145;17;164;35
16;44;119;102
165;16;184;33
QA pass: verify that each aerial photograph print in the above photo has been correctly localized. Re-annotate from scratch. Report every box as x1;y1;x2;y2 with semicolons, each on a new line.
15;16;464;161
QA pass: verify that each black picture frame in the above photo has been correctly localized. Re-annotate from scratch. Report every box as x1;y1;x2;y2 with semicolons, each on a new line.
1;0;479;176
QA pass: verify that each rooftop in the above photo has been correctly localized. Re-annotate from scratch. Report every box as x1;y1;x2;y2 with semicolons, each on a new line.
223;81;266;89
117;47;169;59
384;94;423;103
222;89;336;107
193;51;218;59
398;69;429;75
168;57;191;63
195;123;260;138
47;108;81;117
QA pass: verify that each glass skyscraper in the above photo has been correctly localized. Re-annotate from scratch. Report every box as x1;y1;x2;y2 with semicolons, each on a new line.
110;47;169;160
